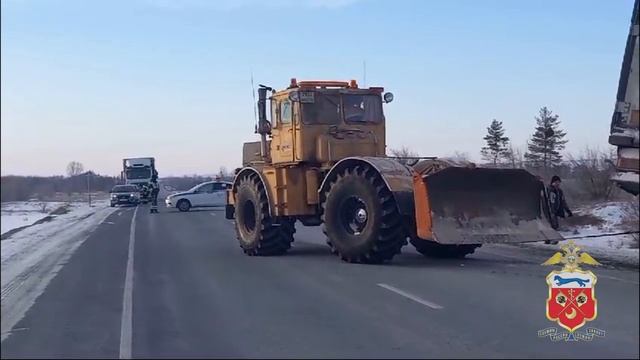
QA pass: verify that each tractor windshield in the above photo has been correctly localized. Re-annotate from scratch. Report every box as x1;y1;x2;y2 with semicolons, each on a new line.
301;92;383;124
301;93;341;125
342;94;383;124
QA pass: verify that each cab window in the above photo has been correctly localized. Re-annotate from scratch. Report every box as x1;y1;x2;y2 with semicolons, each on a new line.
301;93;341;125
343;95;384;123
280;100;292;125
271;99;277;124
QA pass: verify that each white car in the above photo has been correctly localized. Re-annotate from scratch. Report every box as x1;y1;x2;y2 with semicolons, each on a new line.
165;181;232;212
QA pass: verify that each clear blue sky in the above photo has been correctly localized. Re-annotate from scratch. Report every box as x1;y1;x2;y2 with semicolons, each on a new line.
1;0;634;176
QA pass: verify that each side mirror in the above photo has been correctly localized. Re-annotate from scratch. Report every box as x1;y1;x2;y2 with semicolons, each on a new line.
383;92;394;103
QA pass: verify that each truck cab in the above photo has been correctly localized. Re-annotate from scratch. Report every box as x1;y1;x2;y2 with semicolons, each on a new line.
266;79;391;167
123;157;157;185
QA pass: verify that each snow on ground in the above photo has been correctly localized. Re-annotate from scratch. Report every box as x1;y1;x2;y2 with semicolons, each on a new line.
525;201;639;266
1;201;66;235
1;200;117;340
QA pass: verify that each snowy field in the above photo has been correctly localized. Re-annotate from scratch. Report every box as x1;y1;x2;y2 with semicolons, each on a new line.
525;201;639;266
1;200;117;340
1;201;67;235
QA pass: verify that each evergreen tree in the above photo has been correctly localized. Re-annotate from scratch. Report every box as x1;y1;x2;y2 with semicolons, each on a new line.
480;119;510;165
524;107;568;169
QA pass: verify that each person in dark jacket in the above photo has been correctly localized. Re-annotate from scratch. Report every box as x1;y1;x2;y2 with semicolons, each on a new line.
545;175;572;244
548;175;572;219
149;175;160;214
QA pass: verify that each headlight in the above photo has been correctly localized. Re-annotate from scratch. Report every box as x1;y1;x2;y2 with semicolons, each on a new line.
111;194;117;199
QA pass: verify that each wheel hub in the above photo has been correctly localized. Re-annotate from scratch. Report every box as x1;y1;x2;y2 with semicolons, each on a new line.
355;208;367;223
339;197;369;236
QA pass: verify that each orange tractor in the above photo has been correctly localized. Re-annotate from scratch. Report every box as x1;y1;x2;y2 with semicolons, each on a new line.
226;79;560;263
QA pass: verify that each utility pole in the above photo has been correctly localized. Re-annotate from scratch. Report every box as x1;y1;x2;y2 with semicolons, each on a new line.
87;171;92;207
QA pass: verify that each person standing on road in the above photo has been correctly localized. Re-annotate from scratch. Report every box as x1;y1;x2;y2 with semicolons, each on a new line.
149;175;160;213
546;175;573;244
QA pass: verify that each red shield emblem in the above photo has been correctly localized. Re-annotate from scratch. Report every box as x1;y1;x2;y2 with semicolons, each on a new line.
546;270;597;332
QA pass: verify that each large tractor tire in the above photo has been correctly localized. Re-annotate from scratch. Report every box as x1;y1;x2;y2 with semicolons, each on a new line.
234;173;295;256
322;166;406;264
410;238;480;258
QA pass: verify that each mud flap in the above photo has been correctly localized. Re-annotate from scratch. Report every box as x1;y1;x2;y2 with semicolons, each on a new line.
424;167;561;245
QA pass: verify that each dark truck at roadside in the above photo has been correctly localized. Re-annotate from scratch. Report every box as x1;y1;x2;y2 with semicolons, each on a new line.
110;185;141;207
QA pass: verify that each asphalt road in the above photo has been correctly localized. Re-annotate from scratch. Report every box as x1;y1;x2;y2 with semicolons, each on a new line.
1;204;638;358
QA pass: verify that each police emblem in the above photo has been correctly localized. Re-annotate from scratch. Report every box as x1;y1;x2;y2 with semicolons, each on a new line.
539;240;606;341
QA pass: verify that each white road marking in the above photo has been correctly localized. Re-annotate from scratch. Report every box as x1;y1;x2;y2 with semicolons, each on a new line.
0;327;29;337
119;206;138;359
105;221;115;225
210;212;216;216
377;283;443;310
117;212;122;216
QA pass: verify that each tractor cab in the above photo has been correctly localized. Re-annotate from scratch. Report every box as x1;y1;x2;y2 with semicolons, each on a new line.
266;79;394;166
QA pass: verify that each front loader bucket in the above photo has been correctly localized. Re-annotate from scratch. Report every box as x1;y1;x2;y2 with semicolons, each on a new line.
414;166;561;245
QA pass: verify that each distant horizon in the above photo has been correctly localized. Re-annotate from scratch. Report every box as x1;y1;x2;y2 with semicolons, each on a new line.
0;171;232;178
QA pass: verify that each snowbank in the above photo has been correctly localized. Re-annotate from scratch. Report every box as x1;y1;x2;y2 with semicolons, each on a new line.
1;200;117;340
526;201;639;266
1;201;66;235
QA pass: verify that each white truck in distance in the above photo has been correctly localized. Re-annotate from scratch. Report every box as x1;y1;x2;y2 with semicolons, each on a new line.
122;157;158;203
122;157;157;185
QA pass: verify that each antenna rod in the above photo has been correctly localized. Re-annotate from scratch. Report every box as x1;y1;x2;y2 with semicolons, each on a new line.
251;70;258;132
363;60;367;88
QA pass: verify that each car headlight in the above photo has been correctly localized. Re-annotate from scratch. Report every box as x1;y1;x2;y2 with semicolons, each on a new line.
111;194;117;199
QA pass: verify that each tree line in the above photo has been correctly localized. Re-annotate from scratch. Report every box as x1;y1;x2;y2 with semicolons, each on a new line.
1;163;235;202
389;106;621;201
480;106;569;169
1;172;119;202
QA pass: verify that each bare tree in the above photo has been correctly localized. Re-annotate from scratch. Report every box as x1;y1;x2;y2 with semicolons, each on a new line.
444;151;471;163
504;144;524;168
217;166;228;179
567;146;617;201
390;146;419;165
66;161;84;177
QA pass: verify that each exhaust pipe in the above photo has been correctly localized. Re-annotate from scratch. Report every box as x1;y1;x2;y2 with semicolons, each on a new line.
256;86;271;159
